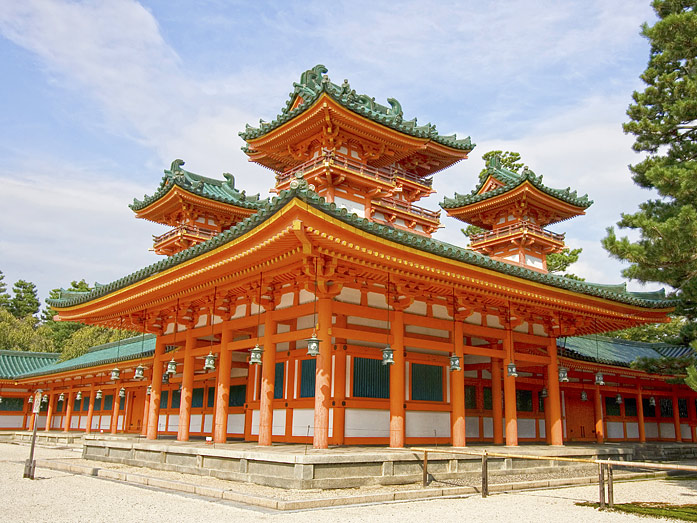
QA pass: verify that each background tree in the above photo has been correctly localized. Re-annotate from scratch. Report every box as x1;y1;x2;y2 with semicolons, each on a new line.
0;270;10;310
59;325;137;362
8;279;40;318
603;1;697;342
0;308;56;352
41;279;91;350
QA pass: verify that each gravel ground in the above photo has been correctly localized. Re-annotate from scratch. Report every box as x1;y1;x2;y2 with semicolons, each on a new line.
2;442;693;522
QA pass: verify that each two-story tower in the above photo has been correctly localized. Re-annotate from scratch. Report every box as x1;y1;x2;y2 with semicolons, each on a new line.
239;65;473;236
441;156;592;271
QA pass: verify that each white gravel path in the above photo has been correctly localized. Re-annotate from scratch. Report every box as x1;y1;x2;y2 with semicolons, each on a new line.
1;442;692;522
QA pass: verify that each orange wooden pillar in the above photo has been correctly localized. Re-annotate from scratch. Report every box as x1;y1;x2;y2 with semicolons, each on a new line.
491;359;503;444
63;391;74;432
45;393;54;432
389;310;406;448
333;316;348;446
637;386;646;443
313;297;332;449
672;388;682;442
177;331;196;441
214;327;233;443
547;337;563;446
110;386;121;434
85;388;96;434
451;320;466;447
140;387;150;437
258;310;277;446
594;386;604;443
147;337;166;440
502;329;518;446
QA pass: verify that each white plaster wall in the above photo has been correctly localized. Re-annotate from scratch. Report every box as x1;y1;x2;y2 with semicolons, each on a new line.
539;419;546;439
71;416;80;429
37;415;46;429
406;411;450;438
100;416;110;430
190;414;202;433
607;421;624;439
626;422;640;439
276;293;294;309
482;417;493;438
296;315;315;330
337;287;361;305
118;415;124;430
645;422;659;439
298;290;315;305
291;408;333;437
231;304;246;319
79;416;86;429
157;414;167;431
272;409;286;436
251;409;260;435
0;415;23;428
464;312;482;325
367;292;387;309
660;422;676;439
532;324;547;336
465;416;479;438
432;304;452;320
405;325;449;338
226;414;245;434
203;414;213;434
486;315;503;329
344;408;389;438
513;322;529;334
518;418;536;438
405;301;427;316
167;414;179;432
91;416;99;430
462;370;477;378
349;316;388;329
52;416;63;429
681;423;692;440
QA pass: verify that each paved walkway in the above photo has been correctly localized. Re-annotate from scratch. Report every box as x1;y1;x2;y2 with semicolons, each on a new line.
2;442;693;522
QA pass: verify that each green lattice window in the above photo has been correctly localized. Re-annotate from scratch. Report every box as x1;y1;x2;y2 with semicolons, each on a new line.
207;387;215;408
516;390;533;412
483;387;492;410
465;385;477;409
624;398;637;417
642;398;656;417
228;384;246;407
171;390;181;409
353;357;389;399
159;390;169;409
660;398;673;418
0;397;24;412
192;388;204;408
411;363;443;402
300;359;316;398
605;396;620;417
274;362;285;399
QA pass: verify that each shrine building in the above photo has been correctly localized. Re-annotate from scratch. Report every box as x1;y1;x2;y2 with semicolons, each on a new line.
0;65;691;449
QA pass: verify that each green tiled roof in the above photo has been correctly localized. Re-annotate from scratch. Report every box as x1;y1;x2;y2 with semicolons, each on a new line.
17;335;157;379
0;351;59;380
129;159;269;212
441;155;593;211
559;335;693;367
48;184;676;311
239;65;473;152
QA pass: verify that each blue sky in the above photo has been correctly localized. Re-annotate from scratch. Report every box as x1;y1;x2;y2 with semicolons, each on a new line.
0;0;661;305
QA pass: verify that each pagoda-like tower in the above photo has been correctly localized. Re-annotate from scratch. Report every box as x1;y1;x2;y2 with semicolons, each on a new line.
239;65;473;236
441;156;592;271
130;159;266;255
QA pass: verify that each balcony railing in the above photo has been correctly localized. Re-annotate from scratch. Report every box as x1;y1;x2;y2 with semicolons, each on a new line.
153;225;217;245
374;197;441;221
470;222;565;244
276;151;433;188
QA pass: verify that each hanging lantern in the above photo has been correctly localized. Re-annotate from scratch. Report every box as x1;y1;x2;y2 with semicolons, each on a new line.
649;396;656;407
119;387;126;398
581;390;588;402
203;352;216;371
75;391;82;401
28;395;33;404
110;367;121;381
616;393;623;405
41;394;48;404
0;396;2;405
507;362;518;378
449;355;462;372
166;358;178;375
381;346;395;366
540;387;548;399
162;373;169;384
249;344;263;365
306;334;321;357
146;385;152;395
96;389;103;400
595;372;605;386
134;364;145;380
558;367;569;383
58;393;65;402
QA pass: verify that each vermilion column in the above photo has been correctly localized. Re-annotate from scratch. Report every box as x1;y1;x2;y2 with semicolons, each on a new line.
451;320;466;447
594;386;604;443
177;331;196;441
637;386;646;443
45;393;54;432
333;315;348;445
547;337;563;446
110;386;121;434
85;388;95;434
491;360;503;444
141;386;150;437
259;310;277;446
64;391;74;432
313;297;332;449
147;337;166;439
214;327;233;443
672;389;682;442
502;329;518;446
390;310;406;448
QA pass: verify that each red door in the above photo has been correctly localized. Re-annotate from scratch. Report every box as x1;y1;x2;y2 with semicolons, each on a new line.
565;392;596;441
128;391;145;433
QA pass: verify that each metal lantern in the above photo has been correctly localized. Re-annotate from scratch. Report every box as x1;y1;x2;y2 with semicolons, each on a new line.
540;387;548;399
162;373;169;384
146;385;152;395
41;394;48;404
134;364;145;380
616;393;623;405
594;372;605;386
166;358;178;375
203;352;216;371
507;362;518;378
58;393;65;402
0;396;2;405
28;395;33;404
306;334;321;357
249;344;263;365
381;346;395;366
649;396;656;407
119;387;126;399
449;355;462;372
110;367;121;381
75;391;82;401
558;367;569;383
581;390;588;402
95;389;103;400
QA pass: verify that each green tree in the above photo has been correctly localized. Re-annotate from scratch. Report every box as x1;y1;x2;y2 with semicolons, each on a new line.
603;1;697;342
41;280;92;351
0;308;56;352
479;150;526;181
8;279;40;318
0;270;9;310
606;316;687;345
59;325;137;362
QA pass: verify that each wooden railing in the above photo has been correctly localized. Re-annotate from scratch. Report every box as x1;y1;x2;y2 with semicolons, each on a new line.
153;225;217;245
374;197;440;221
469;222;565;244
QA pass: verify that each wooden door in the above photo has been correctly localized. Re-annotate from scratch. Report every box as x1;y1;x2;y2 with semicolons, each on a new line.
128;391;145;433
565;392;596;441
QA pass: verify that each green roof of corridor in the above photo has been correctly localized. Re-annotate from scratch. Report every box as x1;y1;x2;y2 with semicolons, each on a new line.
0;351;59;380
